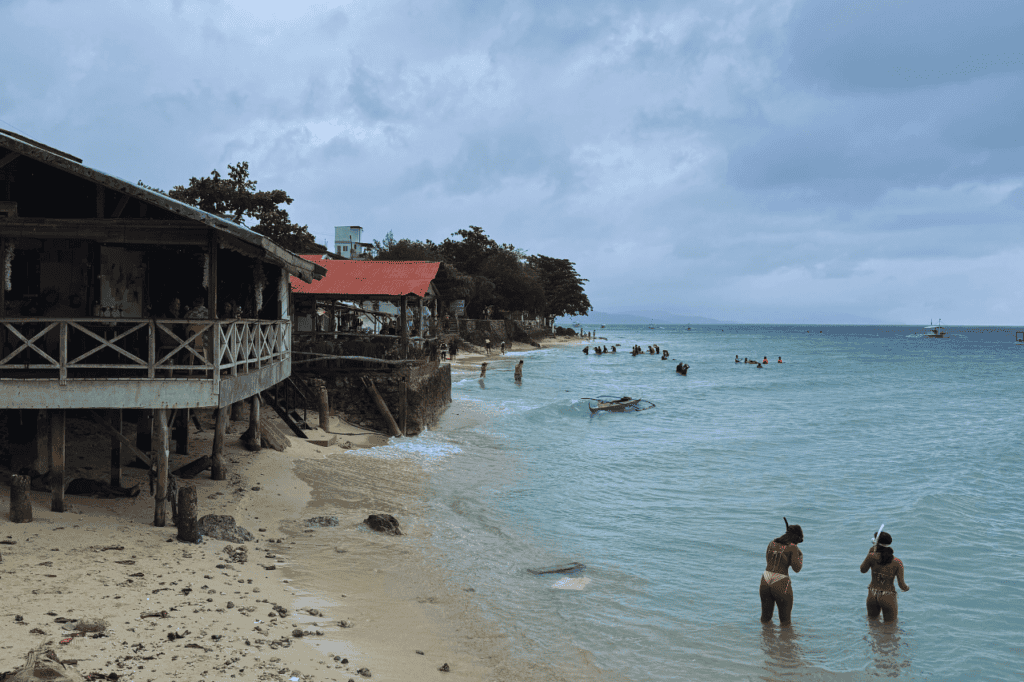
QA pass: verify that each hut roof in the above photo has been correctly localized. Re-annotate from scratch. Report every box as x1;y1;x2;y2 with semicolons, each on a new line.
291;256;440;298
0;128;324;283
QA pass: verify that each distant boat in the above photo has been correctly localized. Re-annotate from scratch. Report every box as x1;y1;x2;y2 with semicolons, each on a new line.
600;324;606;328
924;319;947;338
581;395;655;413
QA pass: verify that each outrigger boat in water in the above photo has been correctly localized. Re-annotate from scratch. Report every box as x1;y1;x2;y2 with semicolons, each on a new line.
581;395;656;413
924;319;947;338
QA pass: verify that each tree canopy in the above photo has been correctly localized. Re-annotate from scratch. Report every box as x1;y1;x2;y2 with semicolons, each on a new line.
372;226;589;322
168;162;324;254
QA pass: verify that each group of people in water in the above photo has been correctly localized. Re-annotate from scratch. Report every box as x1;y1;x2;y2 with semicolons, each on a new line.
736;355;783;368
583;344;616;354
478;358;524;383
760;522;909;626
583;342;691;376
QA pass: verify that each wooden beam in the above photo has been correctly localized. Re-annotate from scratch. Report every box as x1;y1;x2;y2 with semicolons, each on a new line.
0;151;18;169
109;409;122;488
87;410;152;468
153;408;169;527
362;376;402;437
95;183;105;218
400;295;408;359
209;234;219;321
49;409;66;512
111;194;130;219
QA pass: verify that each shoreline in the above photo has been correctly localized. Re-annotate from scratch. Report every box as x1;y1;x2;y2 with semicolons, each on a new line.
0;334;586;681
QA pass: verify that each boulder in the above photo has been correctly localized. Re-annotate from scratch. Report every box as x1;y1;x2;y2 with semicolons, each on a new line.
363;514;402;536
197;515;255;543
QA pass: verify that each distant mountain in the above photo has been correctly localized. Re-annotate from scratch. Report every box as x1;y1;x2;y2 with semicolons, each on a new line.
556;310;735;325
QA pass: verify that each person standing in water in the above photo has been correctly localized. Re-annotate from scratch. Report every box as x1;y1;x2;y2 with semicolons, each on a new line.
760;522;803;625
514;359;523;383
860;531;909;622
479;362;488;378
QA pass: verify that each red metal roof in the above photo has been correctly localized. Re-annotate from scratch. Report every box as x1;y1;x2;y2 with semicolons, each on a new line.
290;256;440;298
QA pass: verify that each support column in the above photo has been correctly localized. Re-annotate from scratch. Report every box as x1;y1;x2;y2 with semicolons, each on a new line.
400;377;408;436
248;394;261;450
109;409;122;488
173;409;189;456
153;408;169;527
211;407;228;481
49;409;65;513
136;410;152;452
318;386;331;432
230;401;243;421
400;295;409;359
10;475;32;523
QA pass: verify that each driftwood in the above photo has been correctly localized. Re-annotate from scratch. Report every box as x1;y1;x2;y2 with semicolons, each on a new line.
361;376;402;437
173;456;211;479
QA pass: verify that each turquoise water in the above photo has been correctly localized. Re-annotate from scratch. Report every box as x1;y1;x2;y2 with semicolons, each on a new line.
370;325;1024;680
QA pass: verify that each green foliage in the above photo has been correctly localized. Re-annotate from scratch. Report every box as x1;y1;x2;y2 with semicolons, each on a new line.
168;162;324;254
373;225;589;321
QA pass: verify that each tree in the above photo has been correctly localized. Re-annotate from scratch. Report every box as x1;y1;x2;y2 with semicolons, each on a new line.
168;162;323;254
371;231;441;261
527;254;591;325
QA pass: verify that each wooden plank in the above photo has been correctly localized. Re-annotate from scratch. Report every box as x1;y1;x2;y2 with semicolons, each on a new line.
263;391;309;439
49;409;66;512
111;193;129;219
87;410;152;468
96;183;105;218
109;409;122;488
0;151;19;169
362;376;402;437
153;408;169;527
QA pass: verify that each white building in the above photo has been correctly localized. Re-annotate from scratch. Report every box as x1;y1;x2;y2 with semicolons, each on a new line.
334;225;373;260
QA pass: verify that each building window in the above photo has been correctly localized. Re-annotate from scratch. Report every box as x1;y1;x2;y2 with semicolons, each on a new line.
343;245;349;252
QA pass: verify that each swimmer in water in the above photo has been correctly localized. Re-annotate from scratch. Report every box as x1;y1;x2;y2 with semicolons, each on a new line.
514;359;523;383
763;356;769;364
735;355;740;363
860;531;909;622
778;356;783;363
760;522;804;625
479;362;488;378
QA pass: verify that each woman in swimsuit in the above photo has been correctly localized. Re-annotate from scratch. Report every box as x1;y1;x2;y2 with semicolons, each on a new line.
760;524;803;625
860;531;909;622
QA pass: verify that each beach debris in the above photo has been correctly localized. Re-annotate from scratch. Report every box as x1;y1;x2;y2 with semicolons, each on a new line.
140;610;169;619
415;651;424;655
73;618;108;633
439;662;451;672
5;646;86;682
167;630;189;641
223;544;248;563
527;561;585;575
14;615;24;622
357;667;372;677
337;619;354;628
0;539;17;545
197;515;254;543
363;513;402;535
29;628;45;635
306;515;340;529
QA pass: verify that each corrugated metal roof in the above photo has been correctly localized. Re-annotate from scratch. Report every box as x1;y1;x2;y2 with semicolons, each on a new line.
0;128;324;283
291;257;440;298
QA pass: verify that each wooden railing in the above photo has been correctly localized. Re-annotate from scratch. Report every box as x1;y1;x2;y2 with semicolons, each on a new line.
0;318;290;384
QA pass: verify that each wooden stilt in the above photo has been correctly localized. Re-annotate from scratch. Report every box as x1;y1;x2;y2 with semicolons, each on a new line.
173;409;189;455
10;474;32;523
49;409;65;512
211;407;228;480
248;394;262;450
109;409;122;488
176;486;199;543
230;401;243;421
399;378;408;436
362;376;402;437
153;408;169;527
34;410;50;475
318;386;331;432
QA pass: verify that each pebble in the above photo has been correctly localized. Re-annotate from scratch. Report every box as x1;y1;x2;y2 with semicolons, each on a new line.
439;662;451;672
357;668;372;678
292;628;304;638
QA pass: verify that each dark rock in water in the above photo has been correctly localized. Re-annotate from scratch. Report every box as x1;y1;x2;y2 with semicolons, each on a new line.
197;515;254;543
363;514;402;535
306;515;339;529
527;561;585;575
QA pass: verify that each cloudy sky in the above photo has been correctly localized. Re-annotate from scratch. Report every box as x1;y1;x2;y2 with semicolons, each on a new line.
3;0;1023;324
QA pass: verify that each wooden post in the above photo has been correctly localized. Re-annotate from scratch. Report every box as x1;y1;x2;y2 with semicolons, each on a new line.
173;409;189;455
176;486;199;543
318;386;330;432
362;376;402;437
208;234;218;321
248;394;262;449
230;401;243;421
399;377;408;436
34;410;49;475
400;295;409;359
211;407;228;481
10;474;32;523
136;410;152;451
417;297;424;339
153;408;170;527
49;409;65;513
109;409;122;488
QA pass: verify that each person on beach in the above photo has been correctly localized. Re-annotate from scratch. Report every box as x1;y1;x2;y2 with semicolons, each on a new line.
485;338;492;355
479;362;488;377
450;343;457;360
500;340;506;355
514;360;523;383
860;532;909;622
760;523;803;625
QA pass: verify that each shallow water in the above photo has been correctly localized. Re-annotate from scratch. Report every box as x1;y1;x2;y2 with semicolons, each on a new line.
339;325;1024;680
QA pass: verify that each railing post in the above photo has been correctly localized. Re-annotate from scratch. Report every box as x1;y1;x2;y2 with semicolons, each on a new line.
148;320;156;378
59;322;67;385
212;320;221;393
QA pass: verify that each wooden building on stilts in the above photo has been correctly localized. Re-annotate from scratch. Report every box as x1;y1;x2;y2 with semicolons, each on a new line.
0;128;323;526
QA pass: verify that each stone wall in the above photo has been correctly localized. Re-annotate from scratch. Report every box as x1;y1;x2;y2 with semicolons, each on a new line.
295;361;451;436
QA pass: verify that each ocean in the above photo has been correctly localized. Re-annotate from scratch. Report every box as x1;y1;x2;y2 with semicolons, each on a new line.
334;325;1024;681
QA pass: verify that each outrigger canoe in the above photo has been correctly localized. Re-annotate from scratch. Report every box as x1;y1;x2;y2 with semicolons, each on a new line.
581;395;655;413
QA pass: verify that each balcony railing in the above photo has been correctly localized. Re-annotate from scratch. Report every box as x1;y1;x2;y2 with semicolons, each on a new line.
0;318;290;384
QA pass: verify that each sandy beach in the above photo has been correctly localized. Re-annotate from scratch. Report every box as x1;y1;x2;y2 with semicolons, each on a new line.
0;334;586;682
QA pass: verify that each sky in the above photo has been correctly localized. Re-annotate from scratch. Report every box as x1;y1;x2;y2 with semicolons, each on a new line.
3;0;1024;324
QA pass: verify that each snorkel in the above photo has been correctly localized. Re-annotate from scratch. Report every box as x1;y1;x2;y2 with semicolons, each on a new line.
872;523;885;552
